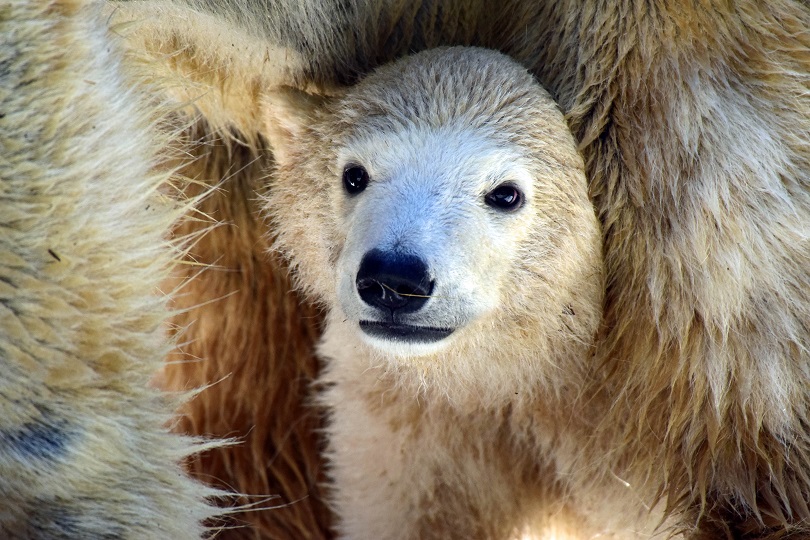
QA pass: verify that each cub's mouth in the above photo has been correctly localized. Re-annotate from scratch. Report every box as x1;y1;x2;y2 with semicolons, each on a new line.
359;321;455;343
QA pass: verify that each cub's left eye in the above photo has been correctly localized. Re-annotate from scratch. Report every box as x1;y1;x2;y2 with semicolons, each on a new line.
485;184;524;211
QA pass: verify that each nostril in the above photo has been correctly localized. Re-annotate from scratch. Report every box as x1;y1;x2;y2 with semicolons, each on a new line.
355;249;434;313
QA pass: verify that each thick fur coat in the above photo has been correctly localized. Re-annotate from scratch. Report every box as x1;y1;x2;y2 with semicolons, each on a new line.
113;1;809;537
0;0;218;537
4;0;807;537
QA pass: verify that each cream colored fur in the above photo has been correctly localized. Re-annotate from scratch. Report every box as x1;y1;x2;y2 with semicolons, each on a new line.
0;0;218;537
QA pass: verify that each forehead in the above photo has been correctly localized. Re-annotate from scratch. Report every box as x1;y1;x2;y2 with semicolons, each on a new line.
336;123;534;188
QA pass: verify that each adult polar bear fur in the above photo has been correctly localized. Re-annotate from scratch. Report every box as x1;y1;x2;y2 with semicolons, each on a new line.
264;46;613;538
0;0;220;537
67;0;809;537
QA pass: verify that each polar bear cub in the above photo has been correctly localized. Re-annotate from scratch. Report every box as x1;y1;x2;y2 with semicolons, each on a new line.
265;47;608;538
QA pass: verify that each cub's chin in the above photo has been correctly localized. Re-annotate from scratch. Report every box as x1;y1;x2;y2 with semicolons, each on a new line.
357;320;457;358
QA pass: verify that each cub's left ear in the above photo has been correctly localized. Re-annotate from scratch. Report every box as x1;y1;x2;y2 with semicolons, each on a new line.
262;87;327;165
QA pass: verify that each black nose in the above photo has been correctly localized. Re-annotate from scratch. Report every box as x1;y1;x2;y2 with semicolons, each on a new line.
356;249;434;313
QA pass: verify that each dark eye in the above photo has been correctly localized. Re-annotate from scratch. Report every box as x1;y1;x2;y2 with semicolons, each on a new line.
485;184;523;211
343;164;369;195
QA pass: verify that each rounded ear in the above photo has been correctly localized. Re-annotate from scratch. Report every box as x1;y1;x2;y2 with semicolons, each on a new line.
262;87;328;165
108;2;311;140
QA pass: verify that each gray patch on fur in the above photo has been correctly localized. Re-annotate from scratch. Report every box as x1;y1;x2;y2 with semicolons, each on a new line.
0;417;71;462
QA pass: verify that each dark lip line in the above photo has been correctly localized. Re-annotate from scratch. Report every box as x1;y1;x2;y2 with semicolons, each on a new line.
358;320;456;343
359;320;455;333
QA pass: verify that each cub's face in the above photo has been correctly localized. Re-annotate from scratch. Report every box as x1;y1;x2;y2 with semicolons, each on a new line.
265;47;602;362
332;125;538;357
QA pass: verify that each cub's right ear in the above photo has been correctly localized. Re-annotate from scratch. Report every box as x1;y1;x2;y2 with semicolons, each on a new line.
262;87;327;165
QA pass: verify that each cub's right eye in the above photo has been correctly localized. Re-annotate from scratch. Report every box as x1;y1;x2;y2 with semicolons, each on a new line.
343;165;369;195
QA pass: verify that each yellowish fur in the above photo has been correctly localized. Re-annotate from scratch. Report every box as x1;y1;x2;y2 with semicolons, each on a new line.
0;0;218;536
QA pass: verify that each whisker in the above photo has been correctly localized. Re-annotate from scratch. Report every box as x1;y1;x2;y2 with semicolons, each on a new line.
379;282;440;299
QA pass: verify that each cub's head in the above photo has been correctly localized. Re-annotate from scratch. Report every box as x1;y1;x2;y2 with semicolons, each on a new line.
265;47;602;373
